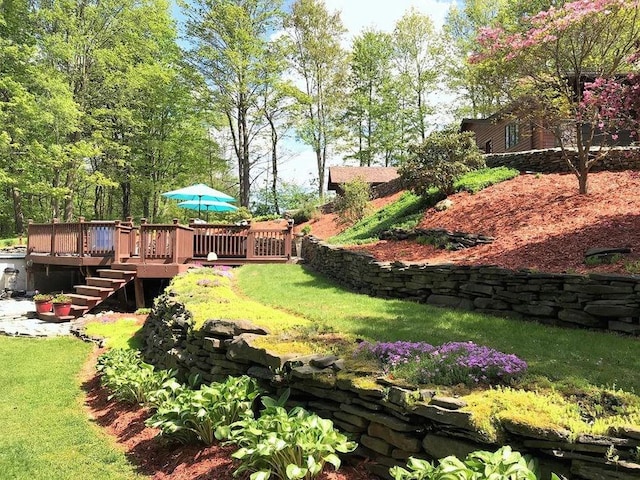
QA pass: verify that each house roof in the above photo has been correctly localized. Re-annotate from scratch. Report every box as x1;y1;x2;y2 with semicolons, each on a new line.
328;167;399;190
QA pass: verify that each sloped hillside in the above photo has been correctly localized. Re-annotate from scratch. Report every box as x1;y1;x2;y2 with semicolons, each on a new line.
350;171;640;274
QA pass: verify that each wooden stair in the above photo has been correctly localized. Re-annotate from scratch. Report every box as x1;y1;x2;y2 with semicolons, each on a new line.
38;264;137;322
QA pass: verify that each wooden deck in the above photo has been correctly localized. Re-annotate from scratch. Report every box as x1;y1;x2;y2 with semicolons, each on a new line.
27;217;295;278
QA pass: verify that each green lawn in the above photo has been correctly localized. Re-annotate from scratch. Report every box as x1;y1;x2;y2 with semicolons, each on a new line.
237;264;640;393
0;337;140;480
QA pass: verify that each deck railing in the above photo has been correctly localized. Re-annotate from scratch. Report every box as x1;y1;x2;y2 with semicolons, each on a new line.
140;219;194;264
27;219;293;264
27;218;135;261
190;222;293;260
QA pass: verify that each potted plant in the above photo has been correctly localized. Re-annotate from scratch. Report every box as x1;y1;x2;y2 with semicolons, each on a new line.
33;293;53;314
52;293;72;317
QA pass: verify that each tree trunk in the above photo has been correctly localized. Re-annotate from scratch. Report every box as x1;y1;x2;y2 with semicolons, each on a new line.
11;187;24;235
269;119;280;215
316;147;324;198
121;181;131;219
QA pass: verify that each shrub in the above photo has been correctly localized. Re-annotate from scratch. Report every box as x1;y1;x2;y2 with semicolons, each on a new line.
224;390;357;480
357;341;527;387
96;349;176;404
291;200;320;225
333;176;371;226
390;446;554;480
147;375;261;445
399;130;485;196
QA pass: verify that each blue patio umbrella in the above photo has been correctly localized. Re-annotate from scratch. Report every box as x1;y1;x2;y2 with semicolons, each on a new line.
163;183;236;217
177;199;238;212
177;199;237;221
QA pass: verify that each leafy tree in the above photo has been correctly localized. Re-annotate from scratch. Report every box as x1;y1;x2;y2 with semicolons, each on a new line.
344;29;397;167
392;9;445;144
183;0;283;207
256;38;299;215
471;0;640;194
286;0;347;198
399;130;484;196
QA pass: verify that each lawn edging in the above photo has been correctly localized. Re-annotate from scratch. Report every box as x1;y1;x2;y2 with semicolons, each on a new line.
138;291;640;480
302;236;640;336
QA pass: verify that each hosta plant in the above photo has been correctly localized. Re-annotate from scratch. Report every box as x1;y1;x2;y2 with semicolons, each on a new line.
223;390;357;480
390;446;559;480
97;348;176;404
147;375;261;445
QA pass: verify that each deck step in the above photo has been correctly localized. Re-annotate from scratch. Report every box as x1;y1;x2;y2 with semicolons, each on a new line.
70;304;89;314
38;312;74;323
86;277;126;288
67;293;102;306
97;269;137;279
74;285;113;298
110;263;139;271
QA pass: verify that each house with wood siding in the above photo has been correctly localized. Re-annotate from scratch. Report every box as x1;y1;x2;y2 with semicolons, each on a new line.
461;113;557;154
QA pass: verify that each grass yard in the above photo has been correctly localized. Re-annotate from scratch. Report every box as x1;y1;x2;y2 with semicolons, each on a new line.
0;337;140;480
237;264;640;394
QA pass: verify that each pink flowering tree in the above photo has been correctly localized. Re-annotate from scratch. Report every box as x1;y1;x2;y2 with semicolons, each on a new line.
471;0;640;194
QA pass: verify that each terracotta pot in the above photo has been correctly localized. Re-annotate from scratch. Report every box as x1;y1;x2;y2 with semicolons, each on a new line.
53;302;72;317
35;300;53;314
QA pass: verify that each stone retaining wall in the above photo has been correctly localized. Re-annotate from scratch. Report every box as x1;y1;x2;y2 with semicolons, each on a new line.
140;292;640;480
302;237;640;336
485;147;640;173
379;228;494;251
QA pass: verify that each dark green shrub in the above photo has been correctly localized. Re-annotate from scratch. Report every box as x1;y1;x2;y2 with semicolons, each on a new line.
333;176;372;226
291;200;319;225
400;130;484;196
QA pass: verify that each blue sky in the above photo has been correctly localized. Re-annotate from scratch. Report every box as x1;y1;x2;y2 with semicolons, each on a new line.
171;0;459;188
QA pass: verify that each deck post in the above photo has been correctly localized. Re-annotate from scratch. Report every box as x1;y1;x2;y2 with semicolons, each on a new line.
134;277;145;309
246;231;256;260
285;225;293;259
114;220;122;262
140;218;148;263
78;217;85;256
51;218;58;256
171;218;179;263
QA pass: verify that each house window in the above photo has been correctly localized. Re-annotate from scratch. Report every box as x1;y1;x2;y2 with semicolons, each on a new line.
505;123;520;149
485;140;493;154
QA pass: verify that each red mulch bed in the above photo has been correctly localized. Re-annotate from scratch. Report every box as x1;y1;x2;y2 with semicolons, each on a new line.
82;350;379;480
296;191;406;240
349;171;640;274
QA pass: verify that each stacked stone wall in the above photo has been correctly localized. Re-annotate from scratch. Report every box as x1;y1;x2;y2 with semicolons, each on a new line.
485;147;640;173
301;237;640;336
140;291;640;480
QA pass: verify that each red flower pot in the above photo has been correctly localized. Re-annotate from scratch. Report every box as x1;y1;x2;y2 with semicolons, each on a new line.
35;300;53;314
53;302;72;317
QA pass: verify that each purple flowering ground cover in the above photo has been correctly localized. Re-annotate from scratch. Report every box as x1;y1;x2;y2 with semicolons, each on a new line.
357;340;527;387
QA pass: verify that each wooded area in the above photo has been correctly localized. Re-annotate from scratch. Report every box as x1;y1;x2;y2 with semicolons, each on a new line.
2;0;639;236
